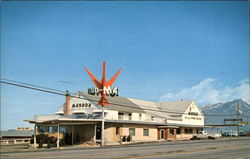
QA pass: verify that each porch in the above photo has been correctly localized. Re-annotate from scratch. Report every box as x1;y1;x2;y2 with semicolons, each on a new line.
29;119;103;148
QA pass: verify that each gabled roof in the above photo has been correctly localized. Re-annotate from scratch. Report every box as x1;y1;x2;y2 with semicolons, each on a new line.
127;98;177;120
157;100;194;113
54;92;202;121
78;91;145;113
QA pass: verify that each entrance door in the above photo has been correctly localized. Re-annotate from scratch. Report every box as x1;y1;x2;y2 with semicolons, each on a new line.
96;127;101;140
160;129;165;140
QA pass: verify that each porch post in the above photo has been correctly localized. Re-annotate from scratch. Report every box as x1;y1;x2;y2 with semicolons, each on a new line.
34;125;37;149
57;124;60;148
180;128;184;138
94;123;96;144
165;128;169;140
101;106;105;146
157;129;160;140
174;129;177;140
72;125;74;145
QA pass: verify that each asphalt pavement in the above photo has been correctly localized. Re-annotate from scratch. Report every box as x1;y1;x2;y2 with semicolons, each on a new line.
1;137;250;159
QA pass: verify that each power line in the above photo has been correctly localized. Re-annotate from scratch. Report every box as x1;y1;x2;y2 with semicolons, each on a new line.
0;79;192;116
1;78;65;94
1;79;246;117
0;81;65;96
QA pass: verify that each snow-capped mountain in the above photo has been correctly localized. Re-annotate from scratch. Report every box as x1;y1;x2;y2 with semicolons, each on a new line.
202;99;250;131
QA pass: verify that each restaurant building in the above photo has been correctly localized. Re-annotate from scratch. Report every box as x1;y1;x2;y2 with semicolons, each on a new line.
25;91;206;147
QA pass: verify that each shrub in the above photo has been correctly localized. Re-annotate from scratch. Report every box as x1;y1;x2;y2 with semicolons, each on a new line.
122;135;127;142
127;135;131;142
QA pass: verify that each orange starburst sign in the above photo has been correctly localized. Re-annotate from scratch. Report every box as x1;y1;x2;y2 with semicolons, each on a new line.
84;61;123;106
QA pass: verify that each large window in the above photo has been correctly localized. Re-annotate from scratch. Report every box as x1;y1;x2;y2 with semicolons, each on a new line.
169;129;174;135
129;128;135;136
184;129;193;134
176;129;181;134
48;126;57;133
38;125;46;132
143;129;149;136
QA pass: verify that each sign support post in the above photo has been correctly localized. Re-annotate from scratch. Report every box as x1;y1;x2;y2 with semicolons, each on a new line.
101;106;105;146
84;61;123;146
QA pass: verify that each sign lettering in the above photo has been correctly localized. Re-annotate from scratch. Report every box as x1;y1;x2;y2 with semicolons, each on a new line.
185;116;202;120
88;86;119;96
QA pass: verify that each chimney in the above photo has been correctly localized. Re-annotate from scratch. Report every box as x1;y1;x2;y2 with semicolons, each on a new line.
65;90;71;117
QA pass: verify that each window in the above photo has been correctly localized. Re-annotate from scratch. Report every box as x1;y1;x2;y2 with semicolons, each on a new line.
72;104;75;108
184;129;193;134
176;129;181;134
151;116;154;121
48;126;57;133
143;129;149;136
129;113;132;120
116;127;120;135
139;114;142;120
60;126;66;133
169;129;174;135
129;128;135;136
118;112;124;120
38;125;46;132
79;103;82;107
76;104;78;107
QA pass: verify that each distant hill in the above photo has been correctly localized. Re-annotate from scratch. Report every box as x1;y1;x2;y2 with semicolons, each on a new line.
202;99;250;132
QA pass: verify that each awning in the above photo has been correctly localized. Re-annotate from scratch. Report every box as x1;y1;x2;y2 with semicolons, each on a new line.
72;110;86;114
158;126;179;128
92;109;102;113
55;111;64;115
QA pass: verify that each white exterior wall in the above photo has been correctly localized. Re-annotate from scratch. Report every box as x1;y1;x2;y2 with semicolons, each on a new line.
132;113;140;121
182;101;204;126
58;95;204;127
69;96;100;114
167;119;183;124
105;110;118;120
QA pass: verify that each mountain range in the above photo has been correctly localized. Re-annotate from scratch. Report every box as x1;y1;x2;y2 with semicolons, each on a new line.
202;99;250;132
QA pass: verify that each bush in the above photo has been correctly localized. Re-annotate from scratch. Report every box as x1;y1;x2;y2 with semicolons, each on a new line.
47;138;51;148
122;135;127;142
30;135;34;144
127;135;131;142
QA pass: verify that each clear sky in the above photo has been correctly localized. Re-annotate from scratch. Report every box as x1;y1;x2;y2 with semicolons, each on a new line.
1;1;249;130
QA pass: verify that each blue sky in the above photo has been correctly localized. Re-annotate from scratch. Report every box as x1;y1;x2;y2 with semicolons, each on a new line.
1;1;249;130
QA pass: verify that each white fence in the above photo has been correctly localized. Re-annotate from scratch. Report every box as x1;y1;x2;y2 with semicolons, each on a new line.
0;138;31;145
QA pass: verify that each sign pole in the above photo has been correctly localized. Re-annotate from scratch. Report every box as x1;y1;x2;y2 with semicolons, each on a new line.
101;106;105;146
84;61;123;147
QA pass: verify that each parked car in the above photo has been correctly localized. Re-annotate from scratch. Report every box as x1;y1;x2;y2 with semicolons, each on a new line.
222;131;237;137
239;131;247;136
191;131;221;140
